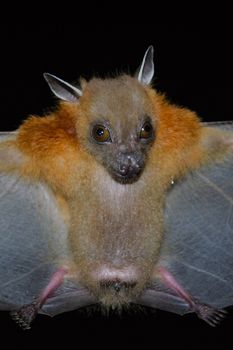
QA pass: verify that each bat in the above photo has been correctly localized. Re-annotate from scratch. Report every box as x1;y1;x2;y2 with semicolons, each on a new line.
0;46;232;329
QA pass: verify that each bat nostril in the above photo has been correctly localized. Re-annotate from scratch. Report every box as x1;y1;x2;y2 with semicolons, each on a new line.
119;164;129;175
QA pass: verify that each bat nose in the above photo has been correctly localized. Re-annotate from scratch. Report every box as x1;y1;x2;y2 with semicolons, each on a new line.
119;163;130;176
119;156;141;177
99;279;137;293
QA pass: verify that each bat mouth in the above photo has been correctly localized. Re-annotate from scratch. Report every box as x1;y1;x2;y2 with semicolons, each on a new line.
112;172;141;184
107;152;145;184
111;167;143;184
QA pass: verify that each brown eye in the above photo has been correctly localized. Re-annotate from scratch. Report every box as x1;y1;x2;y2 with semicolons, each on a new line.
92;125;111;143
140;121;153;140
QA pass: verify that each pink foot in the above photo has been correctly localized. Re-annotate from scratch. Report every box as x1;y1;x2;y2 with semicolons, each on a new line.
11;266;68;329
158;266;226;326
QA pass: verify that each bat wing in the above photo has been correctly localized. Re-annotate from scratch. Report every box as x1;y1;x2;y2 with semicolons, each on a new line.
0;133;95;315
139;122;233;315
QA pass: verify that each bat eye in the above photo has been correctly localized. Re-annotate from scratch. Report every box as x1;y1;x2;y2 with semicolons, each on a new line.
92;125;111;143
140;121;153;140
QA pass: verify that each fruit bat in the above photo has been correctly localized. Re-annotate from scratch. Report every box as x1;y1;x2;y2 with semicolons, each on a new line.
0;46;232;329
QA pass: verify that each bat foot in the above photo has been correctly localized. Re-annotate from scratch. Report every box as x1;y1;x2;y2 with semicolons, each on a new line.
192;301;227;327
11;300;39;330
10;267;68;329
157;266;227;326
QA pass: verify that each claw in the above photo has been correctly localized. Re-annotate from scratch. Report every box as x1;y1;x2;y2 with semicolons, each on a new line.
10;266;68;329
10;300;39;330
157;266;227;326
192;301;227;327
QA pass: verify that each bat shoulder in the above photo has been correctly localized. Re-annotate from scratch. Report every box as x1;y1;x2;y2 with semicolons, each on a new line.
0;107;92;196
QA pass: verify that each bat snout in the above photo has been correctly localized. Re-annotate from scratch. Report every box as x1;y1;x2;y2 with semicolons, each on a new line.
112;153;144;184
119;162;141;177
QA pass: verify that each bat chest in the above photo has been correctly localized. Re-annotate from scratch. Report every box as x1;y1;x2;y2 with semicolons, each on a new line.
69;172;164;263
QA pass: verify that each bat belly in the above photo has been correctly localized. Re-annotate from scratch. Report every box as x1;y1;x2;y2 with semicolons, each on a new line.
69;173;164;272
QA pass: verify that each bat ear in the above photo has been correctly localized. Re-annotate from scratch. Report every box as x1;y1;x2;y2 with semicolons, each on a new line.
136;46;154;85
43;73;82;102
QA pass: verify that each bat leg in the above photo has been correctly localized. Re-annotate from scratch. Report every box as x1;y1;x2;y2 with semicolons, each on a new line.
158;266;227;326
11;266;68;330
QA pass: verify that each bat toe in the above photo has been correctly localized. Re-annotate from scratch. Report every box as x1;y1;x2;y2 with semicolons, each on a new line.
10;300;40;330
193;301;227;326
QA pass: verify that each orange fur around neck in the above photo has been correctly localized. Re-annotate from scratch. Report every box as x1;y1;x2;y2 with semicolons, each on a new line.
14;84;205;197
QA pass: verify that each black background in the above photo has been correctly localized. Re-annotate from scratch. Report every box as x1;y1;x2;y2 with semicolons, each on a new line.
1;24;233;347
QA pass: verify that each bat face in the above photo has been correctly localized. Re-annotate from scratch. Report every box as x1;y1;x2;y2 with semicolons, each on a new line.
77;76;156;184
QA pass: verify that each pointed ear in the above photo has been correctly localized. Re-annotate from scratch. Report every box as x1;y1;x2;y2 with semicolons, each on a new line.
43;73;82;102
136;46;154;85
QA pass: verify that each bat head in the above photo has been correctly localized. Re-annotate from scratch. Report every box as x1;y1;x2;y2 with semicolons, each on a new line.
44;47;156;184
